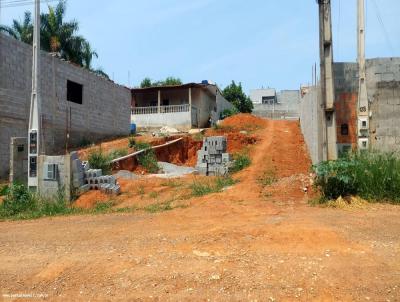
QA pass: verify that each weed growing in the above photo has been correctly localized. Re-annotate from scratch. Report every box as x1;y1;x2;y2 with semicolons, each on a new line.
149;191;159;199
231;153;251;173
0;184;9;196
108;148;128;160
314;151;400;203
88;149;111;174
144;201;173;213
161;179;183;188
258;169;277;187
190;176;237;197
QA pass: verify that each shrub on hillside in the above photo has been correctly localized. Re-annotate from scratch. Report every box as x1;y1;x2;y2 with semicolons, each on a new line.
313;151;400;202
88;149;112;174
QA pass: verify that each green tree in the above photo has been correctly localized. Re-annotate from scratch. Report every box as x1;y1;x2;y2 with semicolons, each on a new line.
140;77;153;88
222;81;253;113
0;11;33;44
140;76;182;88
0;0;103;73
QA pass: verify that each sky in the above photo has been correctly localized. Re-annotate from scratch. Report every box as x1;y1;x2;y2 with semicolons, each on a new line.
1;0;399;93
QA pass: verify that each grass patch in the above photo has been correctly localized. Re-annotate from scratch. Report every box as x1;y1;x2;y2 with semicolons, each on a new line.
192;132;204;142
314;151;400;203
258;169;277;187
137;185;145;197
190;176;237;197
231;153;251;173
144;201;173;213
88;149;112;175
161;179;183;188
149;191;159;199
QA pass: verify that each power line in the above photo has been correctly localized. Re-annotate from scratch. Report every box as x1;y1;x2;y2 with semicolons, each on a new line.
0;0;57;8
369;0;395;56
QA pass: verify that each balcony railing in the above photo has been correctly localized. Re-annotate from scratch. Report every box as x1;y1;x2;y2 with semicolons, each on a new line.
132;104;190;115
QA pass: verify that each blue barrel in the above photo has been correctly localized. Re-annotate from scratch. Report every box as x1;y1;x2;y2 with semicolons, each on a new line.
130;123;136;135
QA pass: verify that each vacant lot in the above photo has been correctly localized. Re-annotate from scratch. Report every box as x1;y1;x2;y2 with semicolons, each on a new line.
1;118;399;301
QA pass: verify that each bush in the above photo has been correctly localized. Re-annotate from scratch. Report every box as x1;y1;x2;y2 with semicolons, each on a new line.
108;148;128;160
220;107;239;120
231;153;251;173
88;149;111;174
0;184;9;196
128;136;136;148
313;151;400;202
0;184;76;219
135;142;159;173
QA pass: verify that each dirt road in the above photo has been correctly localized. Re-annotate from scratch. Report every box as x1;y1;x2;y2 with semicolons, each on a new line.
1;119;399;301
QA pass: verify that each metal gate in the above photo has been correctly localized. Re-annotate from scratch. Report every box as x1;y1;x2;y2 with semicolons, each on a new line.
191;106;198;128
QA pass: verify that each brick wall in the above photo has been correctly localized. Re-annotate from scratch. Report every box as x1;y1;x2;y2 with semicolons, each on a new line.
0;34;131;179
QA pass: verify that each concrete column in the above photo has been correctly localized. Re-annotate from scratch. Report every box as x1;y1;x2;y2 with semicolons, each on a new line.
189;87;192;107
157;90;161;114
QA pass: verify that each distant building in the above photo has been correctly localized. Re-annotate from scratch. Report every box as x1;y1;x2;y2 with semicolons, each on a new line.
250;88;300;120
250;88;277;105
131;82;234;130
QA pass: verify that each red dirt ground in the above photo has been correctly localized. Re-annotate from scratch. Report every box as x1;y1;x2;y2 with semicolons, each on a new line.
1;115;399;301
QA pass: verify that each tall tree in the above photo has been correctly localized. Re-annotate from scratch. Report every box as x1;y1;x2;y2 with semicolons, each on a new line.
222;81;253;113
0;0;103;73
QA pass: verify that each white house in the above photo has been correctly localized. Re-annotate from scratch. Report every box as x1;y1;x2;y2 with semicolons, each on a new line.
131;81;234;130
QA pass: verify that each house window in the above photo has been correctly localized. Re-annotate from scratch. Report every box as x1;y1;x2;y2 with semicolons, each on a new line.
262;96;276;104
67;80;83;104
162;99;170;106
17;145;24;152
341;124;349;135
46;164;58;180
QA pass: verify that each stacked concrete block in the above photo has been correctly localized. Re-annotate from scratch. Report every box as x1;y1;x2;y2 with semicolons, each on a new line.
196;136;231;176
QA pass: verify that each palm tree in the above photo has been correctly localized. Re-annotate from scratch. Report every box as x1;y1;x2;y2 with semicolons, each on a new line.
0;11;33;44
0;0;107;76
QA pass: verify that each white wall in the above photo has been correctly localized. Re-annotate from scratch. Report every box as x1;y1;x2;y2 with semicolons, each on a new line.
250;88;276;104
131;112;191;130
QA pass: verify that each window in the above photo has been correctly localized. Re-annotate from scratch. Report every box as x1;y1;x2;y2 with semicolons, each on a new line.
67;80;83;104
262;96;276;104
46;164;58;180
341;124;349;136
17;145;24;152
162;99;170;106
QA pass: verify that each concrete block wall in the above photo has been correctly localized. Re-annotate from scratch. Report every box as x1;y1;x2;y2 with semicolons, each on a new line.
0;34;131;179
366;58;400;152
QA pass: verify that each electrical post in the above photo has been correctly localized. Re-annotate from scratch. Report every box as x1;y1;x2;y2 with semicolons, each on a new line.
357;0;370;150
317;0;338;161
28;0;41;191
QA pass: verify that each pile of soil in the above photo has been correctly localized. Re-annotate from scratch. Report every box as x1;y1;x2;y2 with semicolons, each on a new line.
73;190;110;209
220;113;269;130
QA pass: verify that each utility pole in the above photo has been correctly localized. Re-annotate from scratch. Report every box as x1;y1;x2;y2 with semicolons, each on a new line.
28;0;41;191
357;0;369;149
317;0;337;161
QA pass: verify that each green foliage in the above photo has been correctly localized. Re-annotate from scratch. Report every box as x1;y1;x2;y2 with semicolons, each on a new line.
222;81;253;113
0;184;9;196
135;142;151;151
140;76;182;88
1;1;100;71
258;169;277;187
88;149;111;175
144;201;173;213
108;148;128;160
0;184;78;220
92;202;114;213
220;107;239;119
190;176;237;197
137;150;159;173
231;153;251;173
161;179;183;188
140;77;152;88
149;191;159;199
313;152;400;202
128;136;136;148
